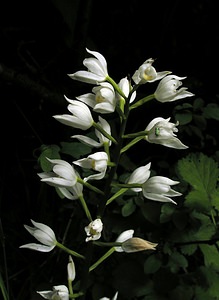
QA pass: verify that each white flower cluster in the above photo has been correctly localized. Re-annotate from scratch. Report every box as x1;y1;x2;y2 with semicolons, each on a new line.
20;48;194;299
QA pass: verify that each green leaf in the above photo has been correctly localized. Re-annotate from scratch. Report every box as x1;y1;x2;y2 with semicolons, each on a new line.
178;153;219;212
199;244;219;270
60;141;91;159
180;244;197;256
144;254;162;274
38;144;61;172
167;251;188;273
203;103;219;120
160;203;176;223
175;111;193;125
197;266;219;299
121;199;136;217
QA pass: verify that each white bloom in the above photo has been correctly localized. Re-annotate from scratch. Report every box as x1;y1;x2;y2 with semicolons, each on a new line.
67;255;76;282
127;163;151;192
85;218;103;242
68;48;108;84
114;229;134;252
99;292;118;300
58;177;83;200
145;117;188;149
117;77;136;103
38;159;82;200
53;96;93;130
37;285;69;300
154;75;194;102
77;82;116;113
73;151;108;181
142;176;182;204
38;158;77;188
20;220;57;252
132;58;171;85
72;116;112;148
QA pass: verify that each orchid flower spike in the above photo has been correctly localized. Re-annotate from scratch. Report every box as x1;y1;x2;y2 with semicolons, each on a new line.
68;48;108;84
19;220;57;252
132;58;171;85
154;75;194;102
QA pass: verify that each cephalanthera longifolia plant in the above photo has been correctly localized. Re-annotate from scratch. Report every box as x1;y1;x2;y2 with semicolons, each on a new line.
19;48;194;300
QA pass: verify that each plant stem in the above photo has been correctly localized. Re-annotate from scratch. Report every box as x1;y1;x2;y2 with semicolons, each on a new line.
56;242;85;259
79;195;92;221
77;177;104;195
129;94;155;110
89;247;115;272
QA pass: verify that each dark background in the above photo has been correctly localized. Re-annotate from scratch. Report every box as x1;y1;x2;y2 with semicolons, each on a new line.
0;0;219;299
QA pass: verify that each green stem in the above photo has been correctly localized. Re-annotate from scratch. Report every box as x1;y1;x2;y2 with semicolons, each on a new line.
89;247;116;272
93;121;118;144
77;177;104;195
69;292;84;299
106;76;127;99
78;195;92;222
68;279;73;296
123;131;147;138
121;136;145;153
111;183;142;189
106;188;128;205
129;94;155;110
56;242;85;259
93;241;122;247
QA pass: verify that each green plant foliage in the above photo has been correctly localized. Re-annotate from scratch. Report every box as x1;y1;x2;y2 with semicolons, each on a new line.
38;144;61;171
177;152;219;212
60;141;92;159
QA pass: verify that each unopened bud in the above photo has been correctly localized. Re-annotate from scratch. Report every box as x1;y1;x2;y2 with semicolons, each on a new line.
122;237;158;253
67;255;76;282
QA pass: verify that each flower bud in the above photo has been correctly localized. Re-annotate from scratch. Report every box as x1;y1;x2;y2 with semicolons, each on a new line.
67;255;76;282
122;237;158;253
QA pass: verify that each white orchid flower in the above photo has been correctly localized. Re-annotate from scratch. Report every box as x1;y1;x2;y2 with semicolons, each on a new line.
68;48;108;84
142;176;182;204
127;163;151;192
37;285;69;300
73;151;108;181
99;291;118;300
53;96;94;130
132;58;171;85
19;220;57;252
85;218;103;242
72;116;112;148
38;158;77;188
117;77;136;103
154;75;194;102
145;117;188;149
114;229;134;252
57;172;83;200
77;82;116;113
38;159;83;200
